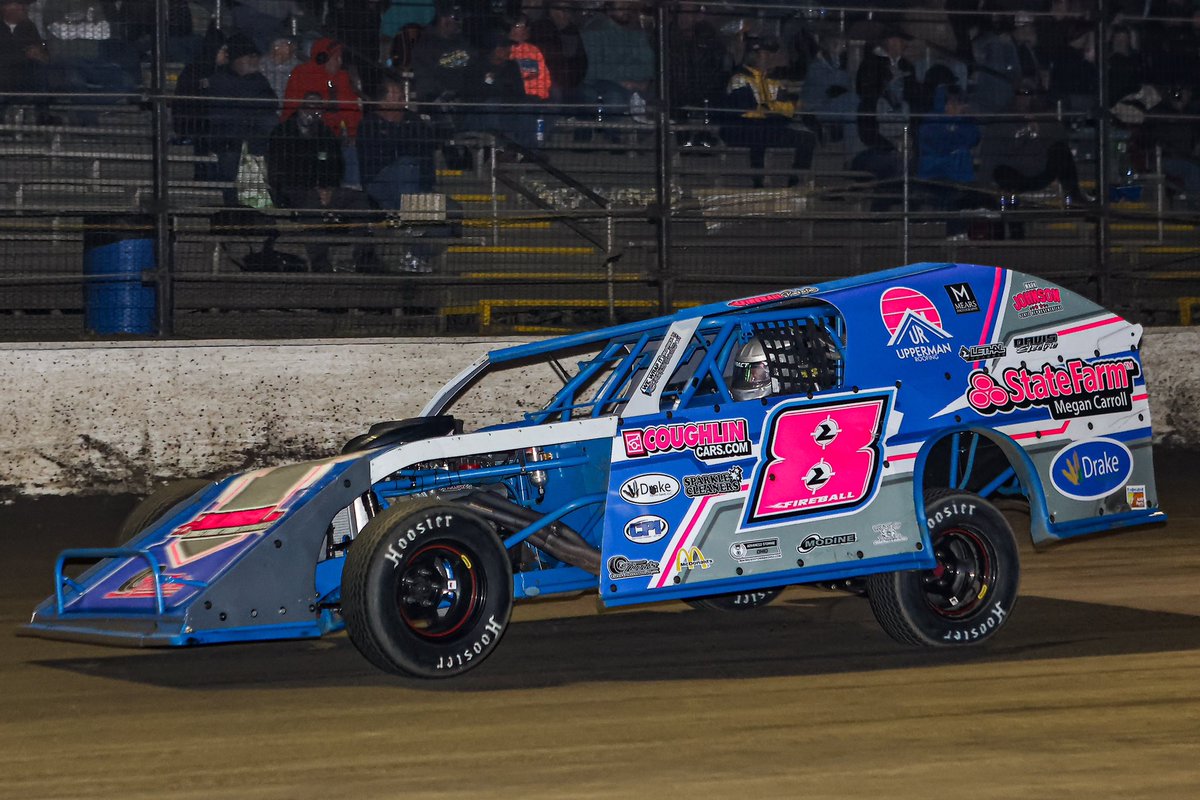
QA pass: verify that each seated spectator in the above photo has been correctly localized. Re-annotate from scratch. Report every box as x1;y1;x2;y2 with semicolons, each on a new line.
207;34;279;203
668;5;726;144
233;0;303;55
102;0;196;64
267;94;377;271
528;2;586;102
800;32;858;145
387;22;422;71
0;0;51;103
853;27;917;209
42;0;139;95
1107;24;1143;106
508;13;549;101
174;28;226;144
719;37;815;189
410;1;473;103
1047;29;1097;113
579;0;654;121
282;37;363;186
979;83;1091;206
358;75;439;206
1143;85;1200;209
381;0;436;47
918;85;984;239
460;28;538;150
261;35;301;103
971;20;1020;114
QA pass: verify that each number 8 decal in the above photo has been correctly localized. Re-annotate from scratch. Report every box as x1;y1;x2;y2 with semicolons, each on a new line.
745;394;891;525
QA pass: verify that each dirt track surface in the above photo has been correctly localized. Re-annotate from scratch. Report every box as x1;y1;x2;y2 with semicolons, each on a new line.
4;451;1200;799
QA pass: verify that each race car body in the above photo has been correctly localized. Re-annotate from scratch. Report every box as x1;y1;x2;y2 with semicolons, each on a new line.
25;262;1165;676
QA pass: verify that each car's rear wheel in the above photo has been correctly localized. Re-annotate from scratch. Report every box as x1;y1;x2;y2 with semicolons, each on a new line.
115;478;214;546
342;498;512;678
867;489;1019;647
685;588;783;611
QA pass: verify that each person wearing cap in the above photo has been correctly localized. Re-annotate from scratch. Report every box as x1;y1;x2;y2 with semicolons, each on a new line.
282;37;363;138
261;35;301;103
207;33;280;203
720;36;814;188
508;13;549;101
460;26;539;150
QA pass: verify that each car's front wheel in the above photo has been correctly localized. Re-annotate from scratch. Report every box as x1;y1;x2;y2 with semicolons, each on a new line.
115;478;214;546
685;588;783;611
867;489;1019;647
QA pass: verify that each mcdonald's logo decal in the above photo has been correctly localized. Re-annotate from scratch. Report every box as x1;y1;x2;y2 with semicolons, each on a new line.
675;546;713;572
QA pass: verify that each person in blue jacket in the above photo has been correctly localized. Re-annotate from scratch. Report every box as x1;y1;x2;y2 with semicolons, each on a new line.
918;84;982;239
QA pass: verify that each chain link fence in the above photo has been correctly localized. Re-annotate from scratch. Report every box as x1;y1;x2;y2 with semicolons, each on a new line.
1;0;1198;339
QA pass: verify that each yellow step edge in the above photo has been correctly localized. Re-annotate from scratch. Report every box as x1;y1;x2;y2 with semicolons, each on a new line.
461;220;552;229
447;245;596;255
450;193;507;203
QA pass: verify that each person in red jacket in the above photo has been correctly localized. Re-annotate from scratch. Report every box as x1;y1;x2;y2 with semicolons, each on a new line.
281;37;362;139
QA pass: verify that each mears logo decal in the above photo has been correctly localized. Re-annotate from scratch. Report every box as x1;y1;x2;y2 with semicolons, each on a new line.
607;555;661;580
622;418;751;461
1014;333;1059;353
1012;281;1063;319
944;282;981;314
640;331;681;395
728;287;817;307
880;287;953;362
619;473;680;505
683;465;743;497
966;357;1140;419
623;515;669;544
1050;438;1133;501
959;343;1007;361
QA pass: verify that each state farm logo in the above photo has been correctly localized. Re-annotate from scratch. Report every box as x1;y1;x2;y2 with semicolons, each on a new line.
880;287;953;362
618;473;680;505
1012;281;1062;319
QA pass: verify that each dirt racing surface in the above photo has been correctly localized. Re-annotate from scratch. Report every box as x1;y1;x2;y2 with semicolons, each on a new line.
3;451;1200;799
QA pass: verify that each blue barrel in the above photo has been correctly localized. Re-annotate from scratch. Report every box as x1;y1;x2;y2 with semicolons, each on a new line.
83;218;157;335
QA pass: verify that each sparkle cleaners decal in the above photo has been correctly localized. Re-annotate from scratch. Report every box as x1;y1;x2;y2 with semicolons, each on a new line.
966;357;1140;419
622;419;751;461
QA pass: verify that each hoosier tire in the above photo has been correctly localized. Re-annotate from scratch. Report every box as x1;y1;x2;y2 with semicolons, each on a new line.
686;587;783;611
116;478;214;546
342;499;513;678
867;489;1019;647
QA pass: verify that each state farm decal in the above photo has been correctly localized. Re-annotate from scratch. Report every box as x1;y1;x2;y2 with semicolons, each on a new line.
1011;281;1062;319
967;357;1140;419
880;286;953;362
622;418;751;461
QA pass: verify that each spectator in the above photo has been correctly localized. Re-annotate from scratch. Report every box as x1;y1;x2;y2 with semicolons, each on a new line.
528;2;586;100
1107;24;1143;105
971;20;1020;113
1047;28;1097;113
979;82;1091;206
261;35;301;103
410;1;473;103
918;84;983;239
329;0;385;68
99;0;195;62
460;27;538;150
358;75;439;206
207;33;279;202
579;0;654;121
800;32;858;145
381;0;436;46
233;0;303;55
719;37;815;189
42;0;139;94
1143;85;1200;210
1;0;51;101
508;12;548;101
853;27;917;208
282;37;363;185
173;28;226;143
1012;13;1045;94
267;93;376;271
667;4;726;141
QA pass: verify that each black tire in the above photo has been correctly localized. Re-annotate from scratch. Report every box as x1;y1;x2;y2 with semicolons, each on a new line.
686;587;784;611
867;489;1019;647
116;478;214;546
342;498;513;678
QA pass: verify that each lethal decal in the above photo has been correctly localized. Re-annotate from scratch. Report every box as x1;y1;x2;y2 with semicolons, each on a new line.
622;418;751;461
959;343;1007;361
1050;438;1133;501
966;357;1140;419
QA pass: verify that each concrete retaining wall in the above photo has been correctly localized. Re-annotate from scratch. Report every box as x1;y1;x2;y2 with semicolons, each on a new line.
2;330;1194;495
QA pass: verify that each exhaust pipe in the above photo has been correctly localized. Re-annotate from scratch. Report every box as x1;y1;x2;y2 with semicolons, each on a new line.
461;491;602;575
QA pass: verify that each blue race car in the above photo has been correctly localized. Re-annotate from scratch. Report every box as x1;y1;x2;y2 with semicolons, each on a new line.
25;263;1164;677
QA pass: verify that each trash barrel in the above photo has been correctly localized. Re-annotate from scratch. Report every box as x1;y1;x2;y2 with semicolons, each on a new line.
83;215;157;335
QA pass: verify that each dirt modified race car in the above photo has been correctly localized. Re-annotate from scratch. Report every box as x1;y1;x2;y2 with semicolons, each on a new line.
25;262;1164;677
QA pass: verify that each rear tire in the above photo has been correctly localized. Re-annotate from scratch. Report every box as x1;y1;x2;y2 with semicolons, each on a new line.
342;499;513;678
116;478;214;546
686;588;783;611
867;489;1019;647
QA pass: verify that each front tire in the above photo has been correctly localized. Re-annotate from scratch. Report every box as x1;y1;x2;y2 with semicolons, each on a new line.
342;499;513;678
867;489;1019;647
116;478;214;546
686;588;783;611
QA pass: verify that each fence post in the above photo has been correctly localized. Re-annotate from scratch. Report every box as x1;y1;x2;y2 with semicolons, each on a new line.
654;0;674;315
902;123;910;265
152;0;174;336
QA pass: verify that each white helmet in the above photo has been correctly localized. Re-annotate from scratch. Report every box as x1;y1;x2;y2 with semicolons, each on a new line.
732;339;777;401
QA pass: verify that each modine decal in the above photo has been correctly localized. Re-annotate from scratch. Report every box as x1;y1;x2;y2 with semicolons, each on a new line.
623;515;669;544
880;287;953;362
607;555;661;580
797;533;857;554
683;465;743;497
619;474;680;505
966;357;1140;419
1049;438;1133;501
1012;282;1063;319
1014;333;1058;353
622;419;751;461
640;331;681;395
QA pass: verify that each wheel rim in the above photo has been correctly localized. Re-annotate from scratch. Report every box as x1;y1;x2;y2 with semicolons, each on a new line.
395;543;484;640
921;527;995;619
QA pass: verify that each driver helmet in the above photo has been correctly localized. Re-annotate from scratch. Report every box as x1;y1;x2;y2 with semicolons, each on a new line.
732;338;777;401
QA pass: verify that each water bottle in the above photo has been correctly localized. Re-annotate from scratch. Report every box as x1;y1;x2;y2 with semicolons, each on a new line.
536;116;545;144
